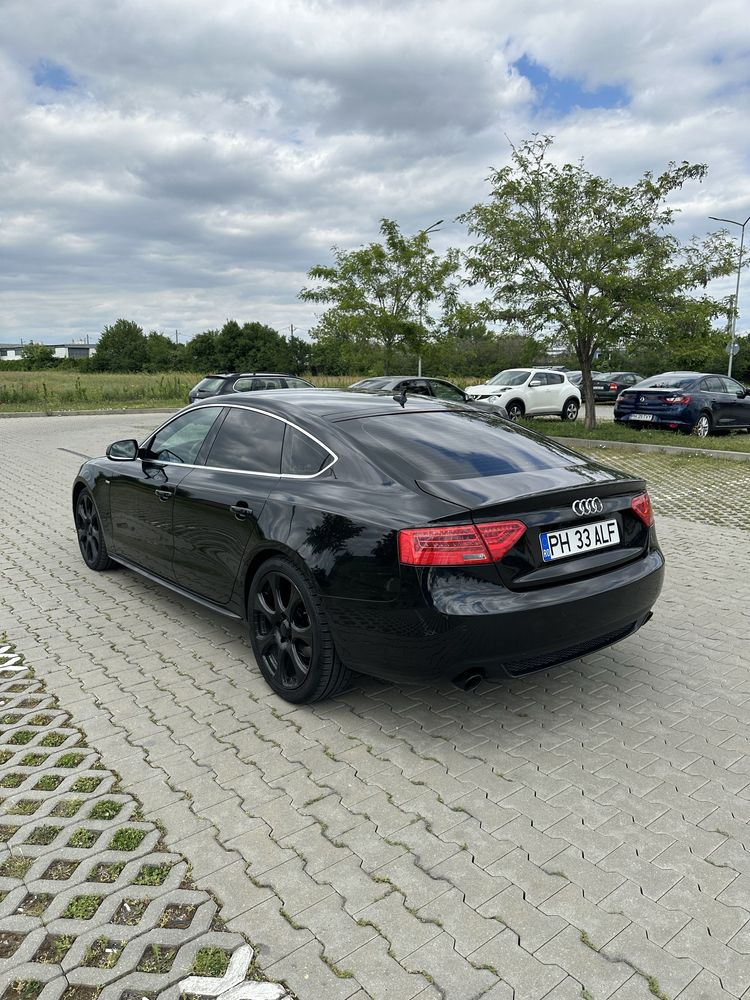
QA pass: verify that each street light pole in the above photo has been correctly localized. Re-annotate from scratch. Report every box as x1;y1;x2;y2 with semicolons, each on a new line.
709;213;750;377
417;219;443;376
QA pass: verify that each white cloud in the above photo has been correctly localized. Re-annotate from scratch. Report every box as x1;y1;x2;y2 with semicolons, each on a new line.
1;0;749;344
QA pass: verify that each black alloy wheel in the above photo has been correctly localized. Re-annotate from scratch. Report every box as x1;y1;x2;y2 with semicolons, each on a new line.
75;490;116;571
506;401;524;422
249;557;351;703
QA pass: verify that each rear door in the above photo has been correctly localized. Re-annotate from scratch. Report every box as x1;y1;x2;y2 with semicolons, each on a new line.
171;406;285;604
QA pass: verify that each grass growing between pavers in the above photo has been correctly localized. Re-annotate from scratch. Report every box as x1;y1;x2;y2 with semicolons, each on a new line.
0;639;293;999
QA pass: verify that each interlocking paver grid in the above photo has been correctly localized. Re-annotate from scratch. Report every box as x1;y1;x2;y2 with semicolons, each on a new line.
1;413;750;999
0;641;289;1000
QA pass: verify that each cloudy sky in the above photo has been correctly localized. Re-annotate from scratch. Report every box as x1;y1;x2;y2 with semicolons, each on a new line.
2;0;750;346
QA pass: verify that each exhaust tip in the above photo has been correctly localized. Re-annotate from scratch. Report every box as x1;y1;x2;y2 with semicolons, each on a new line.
453;670;484;692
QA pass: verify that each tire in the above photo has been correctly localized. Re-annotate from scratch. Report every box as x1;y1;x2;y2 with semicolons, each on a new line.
560;398;580;422
74;489;116;571
248;556;352;703
506;400;525;422
692;412;713;438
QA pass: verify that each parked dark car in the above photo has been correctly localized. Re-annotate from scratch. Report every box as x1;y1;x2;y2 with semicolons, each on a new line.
349;375;508;416
566;371;606;388
73;392;664;702
350;375;470;401
188;372;314;403
614;371;750;436
591;372;643;401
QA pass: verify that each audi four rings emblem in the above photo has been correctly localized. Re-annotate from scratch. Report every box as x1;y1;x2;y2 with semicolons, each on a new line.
572;497;604;516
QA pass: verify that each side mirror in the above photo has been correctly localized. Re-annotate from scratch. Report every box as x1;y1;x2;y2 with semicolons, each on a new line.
739;390;748;398
529;379;543;387
106;439;139;461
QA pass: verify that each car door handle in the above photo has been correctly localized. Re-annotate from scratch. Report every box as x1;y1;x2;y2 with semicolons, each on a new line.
154;488;173;502
230;502;253;520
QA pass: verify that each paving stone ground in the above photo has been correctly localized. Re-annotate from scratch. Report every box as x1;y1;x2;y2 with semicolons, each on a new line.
1;413;749;1000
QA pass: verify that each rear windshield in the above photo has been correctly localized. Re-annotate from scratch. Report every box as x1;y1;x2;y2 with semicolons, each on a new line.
195;377;225;394
351;378;391;390
338;409;585;480
637;375;698;390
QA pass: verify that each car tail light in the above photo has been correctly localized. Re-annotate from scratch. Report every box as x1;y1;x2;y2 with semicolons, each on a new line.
398;521;526;566
630;493;654;527
609;383;618;391
664;394;691;405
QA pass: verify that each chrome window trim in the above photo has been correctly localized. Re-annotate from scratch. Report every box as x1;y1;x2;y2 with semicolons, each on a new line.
142;402;338;479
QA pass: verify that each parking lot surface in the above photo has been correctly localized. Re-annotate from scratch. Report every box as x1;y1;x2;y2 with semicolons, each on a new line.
2;413;750;1000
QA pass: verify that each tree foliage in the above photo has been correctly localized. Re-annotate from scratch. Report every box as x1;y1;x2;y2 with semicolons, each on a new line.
460;135;737;427
182;320;294;374
300;218;460;373
92;319;148;372
21;342;56;369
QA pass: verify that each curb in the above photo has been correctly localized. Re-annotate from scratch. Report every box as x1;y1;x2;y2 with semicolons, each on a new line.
553;436;750;463
0;408;178;420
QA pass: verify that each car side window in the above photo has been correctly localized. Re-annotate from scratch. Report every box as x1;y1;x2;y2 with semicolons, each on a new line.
281;426;334;475
721;377;745;394
404;380;432;397
701;376;723;393
547;373;564;385
430;382;465;401
147;408;222;465
204;407;285;474
233;377;254;392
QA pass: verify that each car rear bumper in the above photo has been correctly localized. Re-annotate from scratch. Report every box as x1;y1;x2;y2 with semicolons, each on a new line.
614;412;693;429
324;547;665;684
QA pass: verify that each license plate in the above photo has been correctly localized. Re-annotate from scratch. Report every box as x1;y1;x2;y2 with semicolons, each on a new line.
629;413;654;421
540;519;620;562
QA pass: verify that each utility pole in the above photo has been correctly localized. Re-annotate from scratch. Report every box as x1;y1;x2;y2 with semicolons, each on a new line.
175;329;179;345
417;219;443;377
709;213;750;377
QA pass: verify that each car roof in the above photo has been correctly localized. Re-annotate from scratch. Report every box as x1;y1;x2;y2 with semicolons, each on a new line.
191;388;462;422
203;372;303;379
356;375;453;383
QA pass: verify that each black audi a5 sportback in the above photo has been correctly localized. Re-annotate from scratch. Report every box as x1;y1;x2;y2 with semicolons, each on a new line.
72;391;665;702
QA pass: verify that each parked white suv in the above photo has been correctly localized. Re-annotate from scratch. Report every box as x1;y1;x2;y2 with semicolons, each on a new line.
464;368;581;422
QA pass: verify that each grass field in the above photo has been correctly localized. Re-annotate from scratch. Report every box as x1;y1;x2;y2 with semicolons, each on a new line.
0;370;358;412
1;369;748;453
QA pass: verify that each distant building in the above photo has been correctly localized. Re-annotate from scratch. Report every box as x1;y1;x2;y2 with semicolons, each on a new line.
0;342;96;360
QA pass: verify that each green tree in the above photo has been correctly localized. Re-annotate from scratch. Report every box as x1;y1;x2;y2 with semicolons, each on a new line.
300;218;460;374
288;332;312;374
21;342;56;369
184;329;221;371
145;331;180;371
93;319;148;372
460;136;736;427
214;320;291;372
